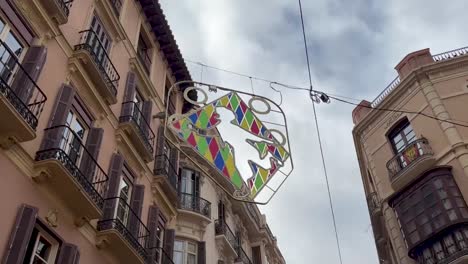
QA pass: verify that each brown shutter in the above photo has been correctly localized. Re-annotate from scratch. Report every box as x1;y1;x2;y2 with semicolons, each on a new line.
40;84;75;150
197;241;206;264
103;153;124;219
121;71;137;118
146;205;160;261
154;127;166;174
3;204;38;264
169;147;179;185
252;246;262;264
11;46;47;103
162;229;175;264
79;128;103;181
56;243;80;264
128;185;145;237
141;100;153;138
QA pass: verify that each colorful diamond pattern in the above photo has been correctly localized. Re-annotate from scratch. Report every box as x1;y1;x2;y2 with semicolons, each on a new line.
169;92;290;197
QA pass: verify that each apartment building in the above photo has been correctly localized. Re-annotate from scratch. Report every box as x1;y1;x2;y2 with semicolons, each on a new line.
0;0;284;263
353;47;468;264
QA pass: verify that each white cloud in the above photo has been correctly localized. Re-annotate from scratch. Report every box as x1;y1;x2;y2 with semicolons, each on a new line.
160;0;468;263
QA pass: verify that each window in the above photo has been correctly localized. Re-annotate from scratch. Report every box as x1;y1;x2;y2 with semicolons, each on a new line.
61;110;88;165
137;33;152;72
0;17;25;85
116;166;133;225
218;201;226;223
391;168;468;252
154;215;166;262
179;168;200;196
87;16;111;64
174;240;197;264
388;118;416;153
24;225;59;263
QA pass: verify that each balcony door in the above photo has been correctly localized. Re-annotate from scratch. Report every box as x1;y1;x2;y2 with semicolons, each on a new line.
389;119;417;168
115;167;133;225
88;16;111;67
180;168;200;197
61;110;88;166
0;18;25;86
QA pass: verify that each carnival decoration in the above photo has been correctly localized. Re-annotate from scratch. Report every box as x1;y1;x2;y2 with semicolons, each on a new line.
165;82;293;203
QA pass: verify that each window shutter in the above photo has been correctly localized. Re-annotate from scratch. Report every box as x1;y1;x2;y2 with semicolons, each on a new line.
3;204;38;264
102;153;124;219
141;100;153;138
195;171;200;197
154;127;166;174
40;84;75;150
121;71;137;118
11;46;47;103
162;229;175;264
79;128;103;181
252;246;262;264
146;205;160;261
56;243;80;264
197;241;206;264
128;185;145;237
168;147;179;188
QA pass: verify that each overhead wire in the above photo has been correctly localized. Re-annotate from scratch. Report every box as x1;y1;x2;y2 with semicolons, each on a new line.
297;0;344;264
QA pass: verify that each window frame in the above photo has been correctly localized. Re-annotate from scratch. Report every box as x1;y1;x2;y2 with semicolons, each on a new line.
0;15;27;85
387;118;417;154
25;224;60;264
174;239;197;264
179;168;200;197
115;164;135;224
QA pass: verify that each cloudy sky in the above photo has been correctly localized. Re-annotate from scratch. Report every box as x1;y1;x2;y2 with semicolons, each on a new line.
160;1;468;263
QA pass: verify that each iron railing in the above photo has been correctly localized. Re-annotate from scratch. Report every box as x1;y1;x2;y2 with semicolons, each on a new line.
35;125;108;209
413;224;468;264
0;40;47;130
236;246;253;264
97;197;150;259
58;0;74;17
119;101;155;154
74;30;119;97
433;46;468;62
215;220;238;251
367;192;380;215
154;154;178;191
137;49;152;74
387;138;433;181
178;193;211;219
110;0;123;16
371;77;401;108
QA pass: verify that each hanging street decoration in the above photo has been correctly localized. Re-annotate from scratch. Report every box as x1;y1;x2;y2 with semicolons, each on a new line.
165;82;293;203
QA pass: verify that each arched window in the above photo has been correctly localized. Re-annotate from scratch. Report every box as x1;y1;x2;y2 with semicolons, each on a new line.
388;117;416;153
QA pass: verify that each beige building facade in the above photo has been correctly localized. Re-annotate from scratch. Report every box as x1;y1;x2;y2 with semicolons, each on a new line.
353;46;468;264
0;0;284;263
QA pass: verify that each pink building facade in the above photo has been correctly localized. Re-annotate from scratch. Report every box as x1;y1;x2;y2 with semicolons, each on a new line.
0;0;284;263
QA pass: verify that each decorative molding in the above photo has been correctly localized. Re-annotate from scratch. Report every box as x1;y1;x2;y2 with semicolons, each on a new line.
45;209;59;227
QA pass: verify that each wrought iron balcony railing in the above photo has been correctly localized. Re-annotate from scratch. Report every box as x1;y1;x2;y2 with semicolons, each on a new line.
119;101;155;154
35;125;108;209
215;220;238;251
413;224;468;264
58;0;74;16
0;40;47;130
154;154;178;191
387;138;434;181
178;193;211;219
367;192;381;215
74;30;119;97
110;0;123;16
236;246;253;264
97;197;150;259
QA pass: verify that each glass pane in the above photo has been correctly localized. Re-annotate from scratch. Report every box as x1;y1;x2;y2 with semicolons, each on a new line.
5;32;23;58
187;254;196;264
187;242;196;253
36;237;51;258
173;252;183;264
174;241;184;251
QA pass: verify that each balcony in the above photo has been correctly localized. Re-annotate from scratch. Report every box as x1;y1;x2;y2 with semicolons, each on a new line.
39;0;73;24
154;154;178;201
387;138;436;191
235;246;253;264
177;193;211;226
34;125;108;220
215;220;238;259
367;192;381;217
97;197;149;263
0;40;47;147
119;101;155;162
412;224;468;264
72;30;119;104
